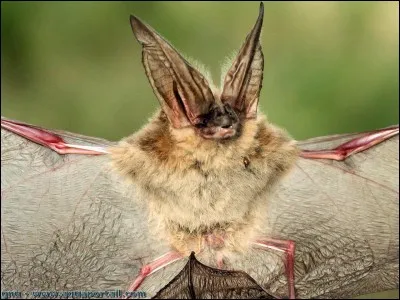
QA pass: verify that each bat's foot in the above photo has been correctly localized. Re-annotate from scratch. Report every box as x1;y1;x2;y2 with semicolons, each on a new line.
252;238;296;299
124;251;183;298
204;232;226;249
204;233;231;269
216;251;225;269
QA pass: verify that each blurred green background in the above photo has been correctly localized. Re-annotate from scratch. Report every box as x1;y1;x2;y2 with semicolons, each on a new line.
1;1;398;142
1;1;398;298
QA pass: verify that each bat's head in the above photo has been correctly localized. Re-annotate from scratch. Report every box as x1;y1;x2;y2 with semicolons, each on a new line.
130;3;264;140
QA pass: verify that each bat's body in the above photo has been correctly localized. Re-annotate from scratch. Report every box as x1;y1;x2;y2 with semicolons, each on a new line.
110;110;298;257
109;5;300;297
1;2;399;299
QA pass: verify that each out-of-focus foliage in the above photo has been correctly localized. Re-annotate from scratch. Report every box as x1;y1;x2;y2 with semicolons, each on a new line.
1;1;398;141
0;2;398;298
355;289;399;299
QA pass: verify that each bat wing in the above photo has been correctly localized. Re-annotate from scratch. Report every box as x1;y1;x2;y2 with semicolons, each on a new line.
252;126;399;298
1;118;173;294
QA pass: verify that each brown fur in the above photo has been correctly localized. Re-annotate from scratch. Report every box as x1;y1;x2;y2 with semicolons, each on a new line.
109;110;299;256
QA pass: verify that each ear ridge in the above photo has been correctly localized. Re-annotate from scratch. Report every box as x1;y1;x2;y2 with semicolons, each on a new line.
242;42;264;118
220;2;264;119
130;15;215;128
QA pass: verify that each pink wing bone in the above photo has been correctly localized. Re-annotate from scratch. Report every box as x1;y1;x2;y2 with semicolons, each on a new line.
300;126;399;160
253;238;296;299
1;118;109;155
123;251;183;299
3;117;397;159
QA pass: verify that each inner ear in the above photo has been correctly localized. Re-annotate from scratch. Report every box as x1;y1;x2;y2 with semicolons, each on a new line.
130;15;215;128
172;82;188;120
220;2;264;119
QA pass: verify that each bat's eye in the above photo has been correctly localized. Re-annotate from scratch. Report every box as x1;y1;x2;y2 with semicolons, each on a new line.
224;104;237;118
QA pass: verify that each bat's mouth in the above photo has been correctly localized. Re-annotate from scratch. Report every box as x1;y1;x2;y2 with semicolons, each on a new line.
200;125;238;139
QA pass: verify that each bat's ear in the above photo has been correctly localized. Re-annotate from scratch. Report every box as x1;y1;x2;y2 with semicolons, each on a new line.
130;15;215;128
220;2;264;119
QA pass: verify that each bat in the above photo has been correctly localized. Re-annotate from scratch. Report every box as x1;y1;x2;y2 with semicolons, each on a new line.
1;2;399;299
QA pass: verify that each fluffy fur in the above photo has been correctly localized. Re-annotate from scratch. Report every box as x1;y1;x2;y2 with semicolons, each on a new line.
110;108;299;256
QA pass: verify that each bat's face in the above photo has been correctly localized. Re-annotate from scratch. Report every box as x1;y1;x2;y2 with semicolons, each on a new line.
130;3;264;141
193;103;240;140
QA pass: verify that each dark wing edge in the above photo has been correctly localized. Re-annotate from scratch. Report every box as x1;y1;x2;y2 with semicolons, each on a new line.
153;252;277;299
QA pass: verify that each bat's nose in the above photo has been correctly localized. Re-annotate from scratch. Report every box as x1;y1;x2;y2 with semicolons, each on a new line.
211;104;238;129
219;116;233;129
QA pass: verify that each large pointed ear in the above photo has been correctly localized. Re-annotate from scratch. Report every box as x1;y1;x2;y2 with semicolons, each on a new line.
220;2;264;119
130;15;215;128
